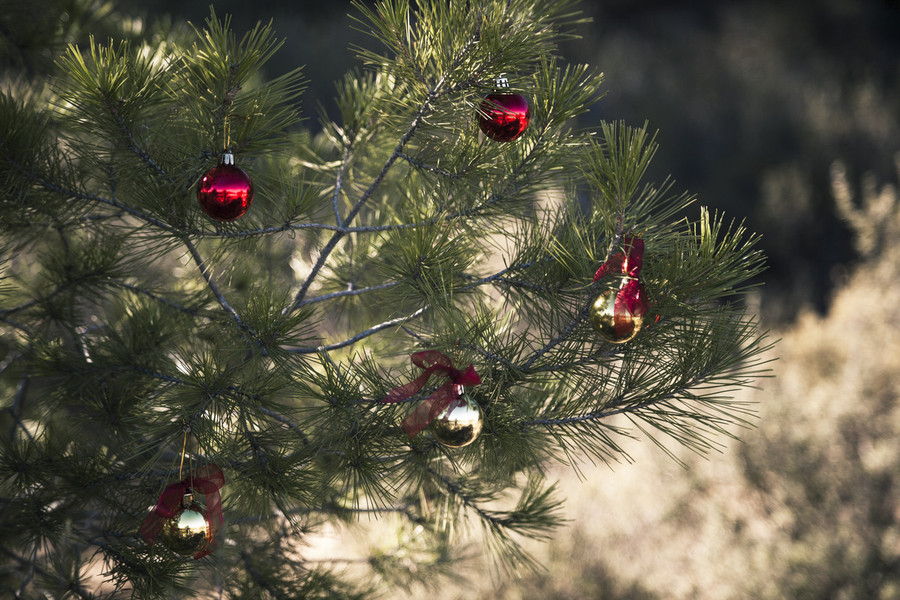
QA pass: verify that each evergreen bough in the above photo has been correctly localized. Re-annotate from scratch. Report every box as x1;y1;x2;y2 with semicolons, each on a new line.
0;0;771;597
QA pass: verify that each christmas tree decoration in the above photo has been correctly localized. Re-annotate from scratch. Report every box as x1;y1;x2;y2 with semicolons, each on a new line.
590;287;645;343
1;3;775;597
382;351;482;440
430;387;484;448
140;464;225;559
590;237;649;343
478;74;530;142
196;152;254;221
157;492;212;556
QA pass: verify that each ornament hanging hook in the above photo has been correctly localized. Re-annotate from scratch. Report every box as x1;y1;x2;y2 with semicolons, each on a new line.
178;424;191;481
222;108;233;154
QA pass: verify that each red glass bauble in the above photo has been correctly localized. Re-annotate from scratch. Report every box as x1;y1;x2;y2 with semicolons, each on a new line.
197;154;253;221
478;93;530;142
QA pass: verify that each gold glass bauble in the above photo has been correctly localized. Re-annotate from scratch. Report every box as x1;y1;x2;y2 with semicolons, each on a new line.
590;288;643;344
158;502;211;556
431;394;483;448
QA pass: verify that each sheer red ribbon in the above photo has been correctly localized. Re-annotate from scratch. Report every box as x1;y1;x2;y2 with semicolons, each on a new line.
382;351;481;438
139;463;225;559
594;237;649;337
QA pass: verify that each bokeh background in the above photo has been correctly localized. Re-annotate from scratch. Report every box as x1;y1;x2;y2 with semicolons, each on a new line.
4;0;900;597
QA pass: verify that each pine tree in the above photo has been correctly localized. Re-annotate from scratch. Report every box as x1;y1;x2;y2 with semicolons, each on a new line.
0;0;770;597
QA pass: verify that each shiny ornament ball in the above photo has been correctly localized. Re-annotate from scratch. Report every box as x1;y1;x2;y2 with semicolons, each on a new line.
430;394;483;448
158;502;212;556
197;153;254;221
590;288;644;344
478;93;530;142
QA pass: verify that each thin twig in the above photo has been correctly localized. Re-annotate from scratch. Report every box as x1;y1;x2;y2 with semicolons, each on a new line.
1;548;98;600
333;145;351;224
285;79;447;314
183;238;256;337
113;281;200;315
256;406;311;446
6;372;34;442
299;281;401;307
239;551;291;600
104;95;175;184
0;314;34;336
427;466;504;528
285;307;429;354
521;304;591;370
397;151;461;179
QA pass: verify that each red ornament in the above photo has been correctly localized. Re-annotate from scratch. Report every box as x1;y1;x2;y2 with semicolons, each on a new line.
478;75;530;142
197;152;253;221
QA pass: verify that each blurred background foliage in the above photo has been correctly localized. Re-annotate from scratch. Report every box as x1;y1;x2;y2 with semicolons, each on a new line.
3;0;900;597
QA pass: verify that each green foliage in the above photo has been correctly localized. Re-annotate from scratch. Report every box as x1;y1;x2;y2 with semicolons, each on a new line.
0;0;771;598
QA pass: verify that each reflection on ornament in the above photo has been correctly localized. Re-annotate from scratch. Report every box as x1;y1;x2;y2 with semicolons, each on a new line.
479;93;530;142
590;287;644;344
478;75;529;142
430;392;483;448
197;152;254;221
157;493;212;556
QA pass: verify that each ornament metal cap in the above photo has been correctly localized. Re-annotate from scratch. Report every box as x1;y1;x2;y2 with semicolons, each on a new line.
221;152;235;166
494;73;510;88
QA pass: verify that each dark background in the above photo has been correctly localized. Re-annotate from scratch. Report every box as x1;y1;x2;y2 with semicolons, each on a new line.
5;0;900;323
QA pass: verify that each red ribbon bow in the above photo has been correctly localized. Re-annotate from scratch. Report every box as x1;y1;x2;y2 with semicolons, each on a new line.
139;463;225;559
382;351;482;438
593;237;649;337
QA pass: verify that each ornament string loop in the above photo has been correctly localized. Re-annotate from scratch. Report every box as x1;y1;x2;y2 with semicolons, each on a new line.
178;425;190;481
382;351;481;438
139;464;225;559
593;237;649;338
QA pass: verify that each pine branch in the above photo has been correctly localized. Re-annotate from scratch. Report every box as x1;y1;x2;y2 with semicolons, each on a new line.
397;151;464;179
112;282;200;316
129;364;313;448
286;306;428;354
300;281;401;307
101;94;174;184
520;302;590;370
6;156;177;232
426;466;565;572
183;238;258;340
286;82;445;313
239;550;293;600
332;145;351;224
1;548;98;600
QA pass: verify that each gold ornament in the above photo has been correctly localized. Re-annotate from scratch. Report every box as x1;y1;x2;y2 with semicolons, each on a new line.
158;493;212;556
590;288;644;344
430;393;483;448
